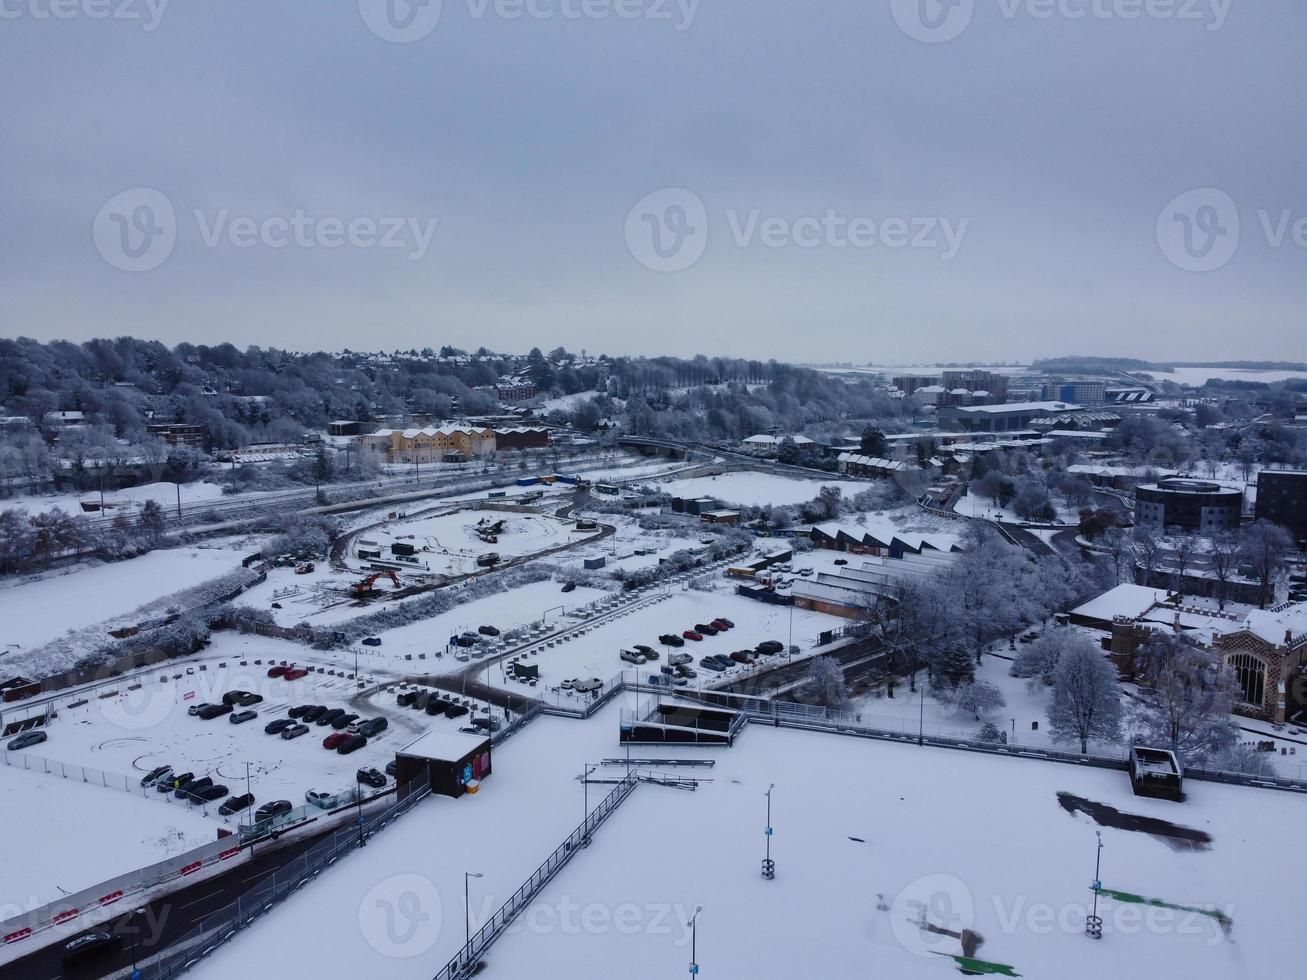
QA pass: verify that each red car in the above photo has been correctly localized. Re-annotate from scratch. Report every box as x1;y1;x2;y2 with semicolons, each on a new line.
322;732;347;750
267;665;290;678
711;619;732;631
283;668;309;681
682;630;703;642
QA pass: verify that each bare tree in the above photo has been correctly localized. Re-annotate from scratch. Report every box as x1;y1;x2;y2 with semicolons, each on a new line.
1131;528;1164;587
1165;530;1198;598
1206;532;1242;611
1239;521;1294;608
1047;640;1123;753
1100;527;1132;586
1131;633;1239;764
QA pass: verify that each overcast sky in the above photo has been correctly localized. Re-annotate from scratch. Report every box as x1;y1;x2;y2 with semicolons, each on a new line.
1;0;1303;363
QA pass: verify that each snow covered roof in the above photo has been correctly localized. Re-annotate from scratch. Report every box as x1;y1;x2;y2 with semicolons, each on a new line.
837;452;922;473
1070;584;1173;625
1234;603;1307;648
398;728;490;762
810;521;960;554
744;434;815;445
949;401;1080;415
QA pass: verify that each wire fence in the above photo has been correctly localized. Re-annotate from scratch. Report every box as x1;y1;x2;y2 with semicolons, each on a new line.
0;750;227;815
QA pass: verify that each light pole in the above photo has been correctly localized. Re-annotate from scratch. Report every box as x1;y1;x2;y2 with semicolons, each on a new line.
761;783;775;880
128;906;145;979
917;684;925;747
464;871;484;948
687;905;703;976
582;763;597;846
356;771;366;848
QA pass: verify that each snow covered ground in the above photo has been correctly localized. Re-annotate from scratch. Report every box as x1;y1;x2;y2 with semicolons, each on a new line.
0;547;245;653
2;480;227;517
655;471;864;508
188;701;1303;980
0;761;215;915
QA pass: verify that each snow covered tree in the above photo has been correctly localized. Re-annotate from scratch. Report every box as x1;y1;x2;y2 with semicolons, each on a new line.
1130;633;1239;765
1239;521;1294;608
1209;743;1278;777
805;656;849;710
976;721;1008;744
139;498;166;541
1047;643;1123;753
953;680;1006;720
1009;633;1065;687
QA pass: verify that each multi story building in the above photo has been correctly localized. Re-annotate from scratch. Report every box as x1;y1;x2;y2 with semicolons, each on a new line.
891;375;939;397
1054;381;1106;407
942;370;1009;404
1255;469;1307;545
363;425;496;463
1134;478;1243;533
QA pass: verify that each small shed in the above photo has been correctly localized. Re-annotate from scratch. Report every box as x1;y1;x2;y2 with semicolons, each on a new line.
395;729;493;799
1130;746;1183;802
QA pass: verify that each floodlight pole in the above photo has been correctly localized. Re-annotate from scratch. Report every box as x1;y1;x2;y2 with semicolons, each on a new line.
465;871;484;949
687;905;702;976
582;763;597;847
918;685;925;747
1086;832;1104;940
761;783;776;880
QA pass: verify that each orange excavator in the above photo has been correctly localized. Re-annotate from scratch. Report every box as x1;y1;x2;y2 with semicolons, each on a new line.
352;569;400;597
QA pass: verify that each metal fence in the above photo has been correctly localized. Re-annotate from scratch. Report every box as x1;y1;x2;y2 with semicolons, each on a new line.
0;750;218;814
430;771;640;980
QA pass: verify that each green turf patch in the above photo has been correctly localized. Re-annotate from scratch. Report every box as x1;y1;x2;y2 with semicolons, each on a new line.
1095;887;1232;930
935;952;1021;976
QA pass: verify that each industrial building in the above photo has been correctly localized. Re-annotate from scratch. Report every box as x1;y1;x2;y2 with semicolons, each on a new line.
939;401;1083;433
362;425;497;463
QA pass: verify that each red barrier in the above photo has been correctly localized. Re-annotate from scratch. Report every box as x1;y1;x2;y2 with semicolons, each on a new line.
98;890;124;907
217;847;240;861
51;909;79;925
4;928;32;944
178;861;203;876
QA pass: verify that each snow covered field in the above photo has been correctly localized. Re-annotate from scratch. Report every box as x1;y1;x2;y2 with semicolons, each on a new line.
656;472;864;507
2;480;227;517
0;547;245;652
0;761;214;915
187;702;1303;980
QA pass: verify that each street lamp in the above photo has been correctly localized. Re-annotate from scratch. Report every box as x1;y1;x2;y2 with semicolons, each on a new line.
582;763;597;847
761;784;776;880
356;771;366;848
687;905;703;976
917;684;926;747
127;906;146;978
464;871;484;948
1086;832;1104;940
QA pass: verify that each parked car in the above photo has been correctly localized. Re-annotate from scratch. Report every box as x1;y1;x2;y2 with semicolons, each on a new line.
332;713;360;730
300;705;327;722
397;691;416;707
221;690;250;706
158;771;193;793
444;703;469;719
281;724;310;740
187;703;213;717
455;635;478;648
323;732;348;750
729;651;752;664
695;623;719;636
716;617;736;628
196;704;234;720
237;693;263;706
635;644;660;661
336;734;368;755
7;730;48;751
674;664;697;680
426;699;448;716
699;657;727;672
229;710;258;725
659;633;686;647
620;649;647;665
362;637;382;647
188;783;229;804
756;640;785;655
385;760;398;776
357;718;388;737
287;704;312;719
833;558;848;565
176;775;212;799
264;718;295;735
139;765;173;787
219;792;256;816
254;800;293;822
283;668;310;681
669;653;692;666
267;664;290;678
62;931;118;964
561;582;577;593
478;625;501;636
683;630;704;642
357;767;387;789
305;789;336;808
316;708;346;727
710;619;732;632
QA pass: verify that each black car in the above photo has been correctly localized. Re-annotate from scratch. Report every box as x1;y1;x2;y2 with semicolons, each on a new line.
316;708;346;727
264;718;295;735
756;640;785;655
357;767;387;789
635;644;660;661
300;705;327;722
159;771;194;793
219;792;256;816
254;799;293;822
288;704;312;719
175;775;212;799
659;633;686;648
336;734;368;755
561;582;577;593
445;703;470;718
426;699;447;716
357;717;388;737
478;625;501;636
332;713;360;730
699;657;727;672
221;690;250;706
694;623;719;636
385;760;398;776
196;703;234;720
229;710;258;725
62;931;118;963
188;783;229;804
237;693;264;707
